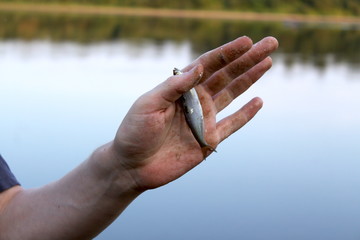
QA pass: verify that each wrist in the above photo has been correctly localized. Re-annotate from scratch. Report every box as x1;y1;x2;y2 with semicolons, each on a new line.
90;142;144;198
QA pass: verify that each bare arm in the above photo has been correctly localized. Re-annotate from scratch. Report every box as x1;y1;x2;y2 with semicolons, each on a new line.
0;36;278;240
0;144;140;240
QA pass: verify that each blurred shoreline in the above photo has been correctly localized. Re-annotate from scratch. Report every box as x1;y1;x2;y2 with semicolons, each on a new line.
1;2;360;25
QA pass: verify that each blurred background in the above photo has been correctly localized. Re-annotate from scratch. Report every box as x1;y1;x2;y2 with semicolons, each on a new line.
1;1;359;239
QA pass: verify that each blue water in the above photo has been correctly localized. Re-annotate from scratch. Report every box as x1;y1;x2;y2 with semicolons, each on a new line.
1;40;360;239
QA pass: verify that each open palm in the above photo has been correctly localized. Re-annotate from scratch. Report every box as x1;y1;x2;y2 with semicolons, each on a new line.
113;36;278;191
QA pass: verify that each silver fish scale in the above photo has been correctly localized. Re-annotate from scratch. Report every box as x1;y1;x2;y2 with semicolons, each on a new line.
173;68;216;152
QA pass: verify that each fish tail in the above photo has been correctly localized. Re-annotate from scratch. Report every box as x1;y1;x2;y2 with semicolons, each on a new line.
204;145;217;153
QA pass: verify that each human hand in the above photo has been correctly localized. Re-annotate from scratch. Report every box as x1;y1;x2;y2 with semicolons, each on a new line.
112;36;278;191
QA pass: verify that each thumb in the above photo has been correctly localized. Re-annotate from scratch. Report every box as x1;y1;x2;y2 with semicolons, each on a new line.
154;64;204;107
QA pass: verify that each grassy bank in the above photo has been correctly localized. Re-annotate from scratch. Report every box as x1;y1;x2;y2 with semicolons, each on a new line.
0;2;360;24
0;0;359;16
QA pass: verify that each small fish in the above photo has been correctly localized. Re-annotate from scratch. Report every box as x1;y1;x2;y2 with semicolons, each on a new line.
173;68;216;152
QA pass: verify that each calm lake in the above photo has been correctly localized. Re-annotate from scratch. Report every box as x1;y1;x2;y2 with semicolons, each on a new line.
1;12;360;239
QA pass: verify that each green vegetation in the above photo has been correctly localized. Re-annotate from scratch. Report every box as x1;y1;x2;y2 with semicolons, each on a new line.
1;0;360;16
1;12;359;68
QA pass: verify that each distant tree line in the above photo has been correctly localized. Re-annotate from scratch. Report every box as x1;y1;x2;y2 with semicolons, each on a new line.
1;11;359;68
2;0;360;15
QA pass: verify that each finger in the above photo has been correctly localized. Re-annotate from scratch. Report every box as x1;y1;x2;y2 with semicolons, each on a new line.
183;36;253;81
203;37;278;97
216;97;263;142
214;56;273;113
148;64;204;109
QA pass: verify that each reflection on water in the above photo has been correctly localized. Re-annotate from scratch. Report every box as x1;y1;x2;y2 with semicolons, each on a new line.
1;39;360;240
1;12;360;240
1;11;360;69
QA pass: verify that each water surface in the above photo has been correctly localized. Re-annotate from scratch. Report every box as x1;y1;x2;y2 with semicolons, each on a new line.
0;13;360;240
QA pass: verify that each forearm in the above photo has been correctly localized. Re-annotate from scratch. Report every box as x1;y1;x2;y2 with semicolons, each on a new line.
0;142;141;240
